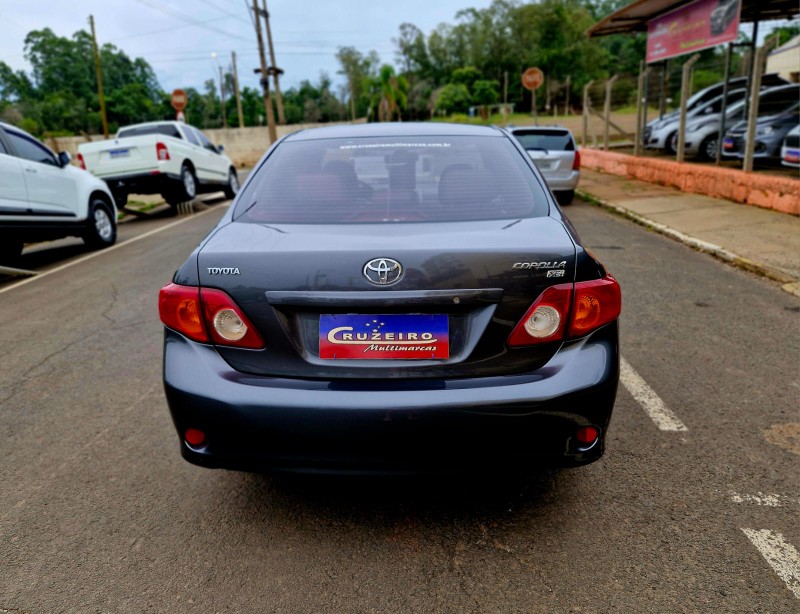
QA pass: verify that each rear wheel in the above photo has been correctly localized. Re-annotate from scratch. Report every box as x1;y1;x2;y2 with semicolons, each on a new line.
0;238;23;265
556;190;575;206
83;199;117;250
699;134;719;161
223;168;239;200
166;164;197;205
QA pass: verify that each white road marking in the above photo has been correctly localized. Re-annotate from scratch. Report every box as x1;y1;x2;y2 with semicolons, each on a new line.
741;529;800;599
619;357;688;431
731;491;797;507
0;204;226;296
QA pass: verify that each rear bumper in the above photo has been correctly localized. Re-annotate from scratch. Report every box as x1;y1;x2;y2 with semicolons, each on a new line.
163;323;620;474
100;171;180;196
545;172;580;192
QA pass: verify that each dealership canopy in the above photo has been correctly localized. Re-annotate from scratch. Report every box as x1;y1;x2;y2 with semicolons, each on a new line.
587;0;799;37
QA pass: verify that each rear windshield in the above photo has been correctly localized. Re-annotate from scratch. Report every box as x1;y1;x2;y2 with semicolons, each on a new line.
117;124;182;139
234;136;548;224
510;130;574;152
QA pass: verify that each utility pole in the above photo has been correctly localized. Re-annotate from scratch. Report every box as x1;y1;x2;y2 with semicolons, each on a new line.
88;15;108;138
231;51;244;128
218;64;227;128
252;0;277;144
261;0;285;125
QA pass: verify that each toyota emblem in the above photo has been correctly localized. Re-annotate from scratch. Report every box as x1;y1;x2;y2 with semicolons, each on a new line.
363;258;403;285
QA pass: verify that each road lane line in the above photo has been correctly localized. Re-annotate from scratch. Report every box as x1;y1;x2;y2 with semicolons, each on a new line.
731;492;797;507
619;357;688;431
741;529;800;599
0;204;226;296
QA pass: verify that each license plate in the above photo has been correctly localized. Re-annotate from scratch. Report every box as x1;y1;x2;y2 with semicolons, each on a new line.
109;148;129;158
723;138;734;149
785;149;800;163
319;314;449;360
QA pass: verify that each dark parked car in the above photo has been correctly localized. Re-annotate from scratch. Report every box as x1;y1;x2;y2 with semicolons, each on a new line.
159;123;621;474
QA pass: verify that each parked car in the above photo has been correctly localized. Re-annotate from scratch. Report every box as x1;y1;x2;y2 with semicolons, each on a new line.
646;89;747;153
781;125;800;169
506;126;580;204
77;121;238;207
642;73;788;149
0;122;117;263
682;85;800;160
159;123;621;474
722;84;800;160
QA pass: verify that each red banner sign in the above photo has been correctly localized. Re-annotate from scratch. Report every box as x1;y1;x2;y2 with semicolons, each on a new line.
646;0;740;64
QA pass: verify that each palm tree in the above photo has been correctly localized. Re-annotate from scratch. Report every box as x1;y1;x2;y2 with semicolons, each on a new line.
369;65;409;122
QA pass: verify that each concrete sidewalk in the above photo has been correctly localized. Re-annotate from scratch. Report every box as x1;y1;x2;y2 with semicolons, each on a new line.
577;169;800;298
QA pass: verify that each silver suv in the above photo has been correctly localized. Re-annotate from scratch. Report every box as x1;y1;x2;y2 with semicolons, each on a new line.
507;126;580;205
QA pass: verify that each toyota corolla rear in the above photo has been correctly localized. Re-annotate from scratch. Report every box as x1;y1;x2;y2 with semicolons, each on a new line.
160;124;621;474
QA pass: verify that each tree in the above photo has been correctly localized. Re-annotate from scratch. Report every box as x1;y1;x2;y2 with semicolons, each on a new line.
336;46;379;120
434;83;471;115
368;65;409;122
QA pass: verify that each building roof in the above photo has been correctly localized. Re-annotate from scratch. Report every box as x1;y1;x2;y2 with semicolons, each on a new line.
587;0;800;37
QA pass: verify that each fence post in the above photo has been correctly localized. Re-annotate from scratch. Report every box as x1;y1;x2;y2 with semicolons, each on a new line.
603;74;619;151
634;62;649;157
743;36;778;172
676;54;700;163
582;80;593;148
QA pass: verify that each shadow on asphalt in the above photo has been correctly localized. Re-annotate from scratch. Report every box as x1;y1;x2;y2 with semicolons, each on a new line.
223;468;582;522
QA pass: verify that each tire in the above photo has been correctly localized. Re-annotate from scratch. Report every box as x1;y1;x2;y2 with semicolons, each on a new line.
698;134;719;161
166;163;197;205
665;131;678;154
223;168;239;200
83;199;117;250
0;238;23;265
556;190;575;206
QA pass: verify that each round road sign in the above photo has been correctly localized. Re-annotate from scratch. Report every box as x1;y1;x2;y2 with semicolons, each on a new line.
522;67;544;91
171;89;187;112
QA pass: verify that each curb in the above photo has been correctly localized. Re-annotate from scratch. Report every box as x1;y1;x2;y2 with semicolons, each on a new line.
575;188;800;299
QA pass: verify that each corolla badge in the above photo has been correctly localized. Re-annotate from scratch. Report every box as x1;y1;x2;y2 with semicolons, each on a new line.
363;258;403;285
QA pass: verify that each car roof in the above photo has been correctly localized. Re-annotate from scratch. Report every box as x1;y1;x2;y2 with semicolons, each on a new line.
284;122;504;142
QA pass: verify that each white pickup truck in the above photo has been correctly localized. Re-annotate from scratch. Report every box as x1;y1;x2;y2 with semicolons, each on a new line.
77;121;239;207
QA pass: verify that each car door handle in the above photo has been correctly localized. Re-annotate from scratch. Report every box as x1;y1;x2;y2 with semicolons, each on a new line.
25;168;37;173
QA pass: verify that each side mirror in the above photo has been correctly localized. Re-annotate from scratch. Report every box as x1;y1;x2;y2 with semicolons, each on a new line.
217;144;225;153
58;151;72;168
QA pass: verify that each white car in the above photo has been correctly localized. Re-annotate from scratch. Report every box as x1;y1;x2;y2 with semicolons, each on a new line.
77;121;238;207
0;122;117;263
507;126;580;205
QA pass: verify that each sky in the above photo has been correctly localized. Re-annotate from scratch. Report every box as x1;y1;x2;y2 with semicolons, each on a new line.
0;0;494;95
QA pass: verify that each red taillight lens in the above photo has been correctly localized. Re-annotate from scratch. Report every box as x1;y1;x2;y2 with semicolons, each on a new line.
568;275;621;337
184;428;206;447
159;283;265;349
77;152;86;170
507;283;572;347
199;288;265;349
158;283;208;342
576;425;599;446
572;149;581;171
156;142;170;161
507;275;621;347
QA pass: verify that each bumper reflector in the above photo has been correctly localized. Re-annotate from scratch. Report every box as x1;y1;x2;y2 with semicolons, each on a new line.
184;428;206;447
576;425;599;446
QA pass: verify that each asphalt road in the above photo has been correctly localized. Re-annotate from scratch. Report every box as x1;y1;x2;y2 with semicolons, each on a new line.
1;195;798;613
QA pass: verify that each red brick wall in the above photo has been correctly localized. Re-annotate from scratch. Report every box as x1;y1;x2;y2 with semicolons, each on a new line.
581;149;800;216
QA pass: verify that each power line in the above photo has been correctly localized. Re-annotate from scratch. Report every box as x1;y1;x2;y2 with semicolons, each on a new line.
133;0;250;42
115;16;242;41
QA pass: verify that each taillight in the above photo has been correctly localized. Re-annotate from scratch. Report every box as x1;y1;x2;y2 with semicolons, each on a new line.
507;275;621;347
199;288;265;349
158;284;264;348
572;149;581;171
507;283;572;347
568;276;621;337
158;283;207;343
156;142;170;161
77;152;86;170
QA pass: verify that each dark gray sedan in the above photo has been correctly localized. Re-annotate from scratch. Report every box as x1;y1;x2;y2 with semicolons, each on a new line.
159;123;621;474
